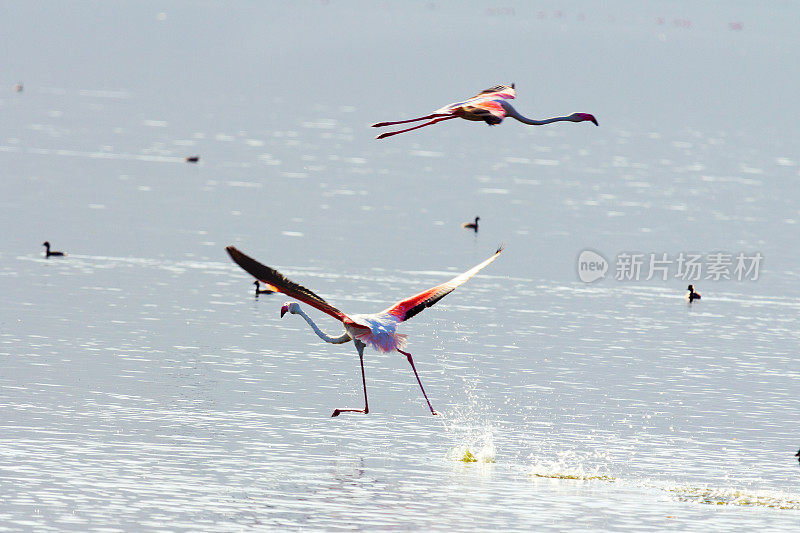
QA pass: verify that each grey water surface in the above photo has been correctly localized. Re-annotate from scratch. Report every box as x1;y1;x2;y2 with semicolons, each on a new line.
2;1;800;531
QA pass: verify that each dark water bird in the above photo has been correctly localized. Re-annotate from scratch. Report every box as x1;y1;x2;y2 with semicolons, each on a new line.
796;449;800;464
184;155;200;163
42;241;65;258
254;280;274;296
462;216;480;233
687;284;701;302
225;245;503;417
372;84;598;139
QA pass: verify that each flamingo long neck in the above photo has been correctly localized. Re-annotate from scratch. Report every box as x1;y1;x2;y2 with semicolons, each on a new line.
295;307;351;344
501;102;571;126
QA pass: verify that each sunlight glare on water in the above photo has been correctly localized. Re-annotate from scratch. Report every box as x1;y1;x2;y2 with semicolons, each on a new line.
2;1;800;531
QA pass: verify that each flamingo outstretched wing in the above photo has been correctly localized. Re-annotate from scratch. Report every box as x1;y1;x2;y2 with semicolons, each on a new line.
469;84;516;101
465;100;508;123
383;246;504;322
226;246;350;323
434;84;516;123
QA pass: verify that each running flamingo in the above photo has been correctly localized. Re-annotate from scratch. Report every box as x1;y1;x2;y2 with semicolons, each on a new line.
372;84;598;139
225;245;503;417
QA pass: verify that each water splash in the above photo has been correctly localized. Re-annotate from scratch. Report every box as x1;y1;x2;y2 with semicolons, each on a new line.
446;428;496;464
666;485;800;510
526;454;800;509
441;375;497;464
529;450;613;481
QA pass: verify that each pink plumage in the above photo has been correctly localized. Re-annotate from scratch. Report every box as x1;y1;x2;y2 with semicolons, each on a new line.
372;83;597;139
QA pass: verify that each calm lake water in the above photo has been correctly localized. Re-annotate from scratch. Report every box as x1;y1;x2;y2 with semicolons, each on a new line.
2;1;800;531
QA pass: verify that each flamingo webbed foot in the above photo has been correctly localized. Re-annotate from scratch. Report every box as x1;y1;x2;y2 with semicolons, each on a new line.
331;408;368;417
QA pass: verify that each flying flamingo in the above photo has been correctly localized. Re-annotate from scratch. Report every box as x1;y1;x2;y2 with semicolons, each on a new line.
225;245;503;417
372;84;598;139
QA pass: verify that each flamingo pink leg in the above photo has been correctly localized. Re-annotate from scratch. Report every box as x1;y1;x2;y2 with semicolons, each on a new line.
372;113;452;128
397;349;438;416
375;116;458;140
332;340;369;417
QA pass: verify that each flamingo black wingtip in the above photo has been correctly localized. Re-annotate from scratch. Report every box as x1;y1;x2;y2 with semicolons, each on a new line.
226;245;249;266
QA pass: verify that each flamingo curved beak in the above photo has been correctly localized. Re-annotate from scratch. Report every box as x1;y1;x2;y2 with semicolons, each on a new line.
280;304;289;318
